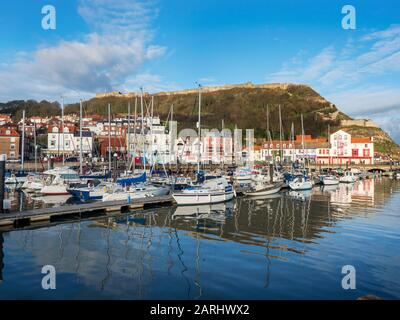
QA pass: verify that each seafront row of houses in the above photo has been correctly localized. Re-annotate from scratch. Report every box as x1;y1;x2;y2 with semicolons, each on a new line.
0;113;375;165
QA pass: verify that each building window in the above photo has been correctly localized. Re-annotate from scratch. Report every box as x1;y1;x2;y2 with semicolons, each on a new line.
10;137;16;143
6;130;10;135
10;144;15;150
50;140;56;147
10;152;15;158
363;149;370;157
352;149;358;157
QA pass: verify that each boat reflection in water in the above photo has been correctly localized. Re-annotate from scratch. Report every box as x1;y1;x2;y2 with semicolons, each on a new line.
0;178;399;299
172;201;234;221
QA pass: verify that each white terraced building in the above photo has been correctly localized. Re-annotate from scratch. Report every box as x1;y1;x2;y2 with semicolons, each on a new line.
46;126;94;156
316;130;374;165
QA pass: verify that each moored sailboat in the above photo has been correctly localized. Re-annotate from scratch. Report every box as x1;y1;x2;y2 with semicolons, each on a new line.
40;167;81;195
339;171;357;183
320;175;339;185
172;177;234;205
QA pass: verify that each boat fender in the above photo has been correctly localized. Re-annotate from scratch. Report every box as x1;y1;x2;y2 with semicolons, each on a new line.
233;189;237;198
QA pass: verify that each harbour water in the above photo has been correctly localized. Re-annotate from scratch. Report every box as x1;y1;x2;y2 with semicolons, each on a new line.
0;177;399;299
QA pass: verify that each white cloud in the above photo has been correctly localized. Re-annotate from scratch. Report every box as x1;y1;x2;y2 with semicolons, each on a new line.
268;24;400;88
198;77;217;84
268;47;335;85
119;72;180;93
267;25;400;143
0;0;166;102
327;86;400;116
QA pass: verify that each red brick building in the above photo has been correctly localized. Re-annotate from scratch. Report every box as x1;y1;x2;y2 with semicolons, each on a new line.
98;136;127;157
0;126;20;159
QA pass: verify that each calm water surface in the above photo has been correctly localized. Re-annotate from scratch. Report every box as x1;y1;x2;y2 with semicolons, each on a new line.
0;178;399;299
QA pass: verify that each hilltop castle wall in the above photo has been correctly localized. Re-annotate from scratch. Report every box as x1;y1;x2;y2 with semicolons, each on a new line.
340;119;379;128
95;82;293;98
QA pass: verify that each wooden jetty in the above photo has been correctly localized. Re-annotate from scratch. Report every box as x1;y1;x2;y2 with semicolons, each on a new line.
0;195;174;229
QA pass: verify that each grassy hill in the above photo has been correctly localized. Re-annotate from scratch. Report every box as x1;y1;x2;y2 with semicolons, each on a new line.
1;83;398;157
64;83;399;155
66;84;346;139
0;100;60;121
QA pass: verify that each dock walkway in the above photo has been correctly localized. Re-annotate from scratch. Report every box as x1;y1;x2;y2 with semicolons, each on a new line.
0;195;174;228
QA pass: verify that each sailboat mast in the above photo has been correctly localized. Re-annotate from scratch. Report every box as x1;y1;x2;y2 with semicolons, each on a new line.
33;122;37;172
170;104;174;165
279;105;283;164
61;97;65;166
301;114;305;171
266;104;270;163
140;88;146;171
79;100;83;174
150;95;154;171
21;110;25;172
221;119;225;168
291;122;295;165
197;84;202;173
133;96;137;172
108;103;111;174
127;101;131;168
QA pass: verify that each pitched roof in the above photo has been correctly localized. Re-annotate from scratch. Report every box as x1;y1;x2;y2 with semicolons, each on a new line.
351;137;372;143
0;127;20;137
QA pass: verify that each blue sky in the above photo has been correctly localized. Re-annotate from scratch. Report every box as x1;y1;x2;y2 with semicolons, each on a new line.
0;0;399;141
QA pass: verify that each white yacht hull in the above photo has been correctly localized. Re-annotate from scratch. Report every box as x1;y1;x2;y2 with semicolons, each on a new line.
102;186;170;202
289;181;313;191
339;177;357;183
244;184;282;196
22;180;44;192
5;178;17;184
40;185;69;195
172;190;234;205
321;178;339;185
234;175;252;182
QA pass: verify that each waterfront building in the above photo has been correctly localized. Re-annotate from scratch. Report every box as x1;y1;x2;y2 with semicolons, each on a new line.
201;130;234;164
260;130;374;165
0;126;20;159
0;114;12;126
28;116;51;126
175;131;234;165
46;125;94;156
97;136;126;157
316;130;374;165
261;135;327;164
126;124;171;164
